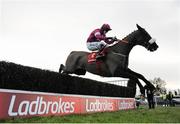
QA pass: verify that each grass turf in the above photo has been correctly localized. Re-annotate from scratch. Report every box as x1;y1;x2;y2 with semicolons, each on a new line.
1;106;180;123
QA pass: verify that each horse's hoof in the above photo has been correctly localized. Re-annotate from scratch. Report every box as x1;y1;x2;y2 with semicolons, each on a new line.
59;64;64;73
59;68;62;73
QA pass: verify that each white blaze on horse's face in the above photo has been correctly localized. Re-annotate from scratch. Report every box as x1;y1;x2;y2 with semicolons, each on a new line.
148;38;156;44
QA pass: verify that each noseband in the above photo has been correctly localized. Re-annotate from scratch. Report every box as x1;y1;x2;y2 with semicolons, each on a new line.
142;38;156;50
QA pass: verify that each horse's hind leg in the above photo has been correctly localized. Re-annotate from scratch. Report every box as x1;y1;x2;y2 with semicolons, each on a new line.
59;64;70;74
59;64;73;75
59;64;64;73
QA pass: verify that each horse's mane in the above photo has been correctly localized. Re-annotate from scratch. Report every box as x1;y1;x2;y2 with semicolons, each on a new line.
108;30;139;51
122;30;138;42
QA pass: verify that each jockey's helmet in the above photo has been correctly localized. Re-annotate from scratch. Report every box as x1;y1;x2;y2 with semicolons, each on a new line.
101;24;112;32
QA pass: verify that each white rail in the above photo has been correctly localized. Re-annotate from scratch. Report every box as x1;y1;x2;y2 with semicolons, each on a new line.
106;80;129;87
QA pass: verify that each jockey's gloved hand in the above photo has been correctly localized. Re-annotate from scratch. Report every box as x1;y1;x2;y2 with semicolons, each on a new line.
112;36;117;41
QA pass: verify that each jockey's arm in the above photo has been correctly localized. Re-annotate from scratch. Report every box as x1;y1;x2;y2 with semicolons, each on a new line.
106;37;113;40
94;31;105;41
106;36;117;41
94;31;116;44
104;38;114;44
104;36;118;44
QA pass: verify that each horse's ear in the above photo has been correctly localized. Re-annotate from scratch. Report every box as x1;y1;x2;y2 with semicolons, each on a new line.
136;24;143;30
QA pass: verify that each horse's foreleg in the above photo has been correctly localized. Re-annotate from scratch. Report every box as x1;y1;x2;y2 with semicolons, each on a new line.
129;78;145;96
115;69;145;95
127;68;155;90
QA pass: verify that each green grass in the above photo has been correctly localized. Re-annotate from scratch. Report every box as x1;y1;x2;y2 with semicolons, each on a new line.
1;106;180;123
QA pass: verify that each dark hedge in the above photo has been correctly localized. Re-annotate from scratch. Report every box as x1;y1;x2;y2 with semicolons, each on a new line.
0;61;136;97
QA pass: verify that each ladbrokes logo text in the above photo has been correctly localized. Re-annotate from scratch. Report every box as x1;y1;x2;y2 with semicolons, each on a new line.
8;95;75;116
85;99;113;112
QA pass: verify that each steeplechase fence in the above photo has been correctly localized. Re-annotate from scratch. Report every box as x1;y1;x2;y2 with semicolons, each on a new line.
0;61;136;119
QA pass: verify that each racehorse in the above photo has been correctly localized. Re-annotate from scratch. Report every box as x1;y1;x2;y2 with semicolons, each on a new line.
59;24;158;95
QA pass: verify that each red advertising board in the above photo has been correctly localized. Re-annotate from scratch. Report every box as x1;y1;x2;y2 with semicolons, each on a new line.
0;89;135;119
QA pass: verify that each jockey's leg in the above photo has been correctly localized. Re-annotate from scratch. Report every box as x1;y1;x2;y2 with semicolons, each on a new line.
96;42;107;59
87;41;100;51
87;41;106;59
96;50;106;59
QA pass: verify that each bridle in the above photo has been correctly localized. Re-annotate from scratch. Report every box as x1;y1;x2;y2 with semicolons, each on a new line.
116;37;156;50
119;40;129;44
110;39;129;57
116;39;129;44
142;38;156;50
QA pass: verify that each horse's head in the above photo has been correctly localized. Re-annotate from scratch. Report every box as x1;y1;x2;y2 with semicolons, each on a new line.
135;24;158;52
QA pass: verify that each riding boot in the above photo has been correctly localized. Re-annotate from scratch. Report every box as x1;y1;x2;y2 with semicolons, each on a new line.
96;52;105;59
96;48;106;59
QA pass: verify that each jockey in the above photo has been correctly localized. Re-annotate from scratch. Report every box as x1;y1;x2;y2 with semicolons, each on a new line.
87;23;117;59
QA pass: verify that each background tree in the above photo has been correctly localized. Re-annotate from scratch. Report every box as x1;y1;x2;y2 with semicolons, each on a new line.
149;77;166;96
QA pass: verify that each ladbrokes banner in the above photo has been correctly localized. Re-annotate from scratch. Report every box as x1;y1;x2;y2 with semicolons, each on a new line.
0;89;135;119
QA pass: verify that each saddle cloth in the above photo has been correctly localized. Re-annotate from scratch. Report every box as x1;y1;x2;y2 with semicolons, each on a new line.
87;52;103;73
87;52;97;63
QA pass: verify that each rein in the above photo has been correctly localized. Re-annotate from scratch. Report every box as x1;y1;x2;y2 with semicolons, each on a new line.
111;51;127;57
114;39;129;44
118;40;129;44
108;39;129;58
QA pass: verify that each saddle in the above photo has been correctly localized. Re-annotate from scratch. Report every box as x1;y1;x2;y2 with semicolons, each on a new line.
87;52;104;74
